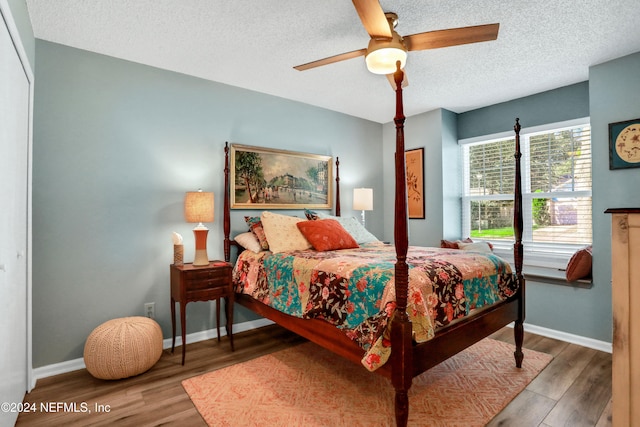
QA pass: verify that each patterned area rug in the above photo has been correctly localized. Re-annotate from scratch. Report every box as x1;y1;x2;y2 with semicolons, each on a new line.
182;338;552;426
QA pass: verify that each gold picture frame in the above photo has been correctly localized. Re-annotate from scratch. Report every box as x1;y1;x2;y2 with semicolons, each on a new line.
230;144;332;209
405;147;425;219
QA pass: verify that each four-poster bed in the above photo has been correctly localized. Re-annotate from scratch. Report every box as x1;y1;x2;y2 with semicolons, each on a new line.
222;66;525;427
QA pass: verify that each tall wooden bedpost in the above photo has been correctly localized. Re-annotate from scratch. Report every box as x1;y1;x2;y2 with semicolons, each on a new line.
391;62;412;427
224;142;231;263
513;118;525;368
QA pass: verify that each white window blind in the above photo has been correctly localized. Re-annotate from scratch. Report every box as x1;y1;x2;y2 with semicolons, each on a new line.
461;119;592;267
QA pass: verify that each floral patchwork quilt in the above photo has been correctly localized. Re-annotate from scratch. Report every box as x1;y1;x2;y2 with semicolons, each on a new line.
232;243;517;371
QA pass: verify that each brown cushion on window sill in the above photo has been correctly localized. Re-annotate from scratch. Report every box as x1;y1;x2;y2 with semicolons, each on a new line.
566;245;592;282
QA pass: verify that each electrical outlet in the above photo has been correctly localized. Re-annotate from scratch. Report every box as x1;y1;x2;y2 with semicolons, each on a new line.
144;302;155;319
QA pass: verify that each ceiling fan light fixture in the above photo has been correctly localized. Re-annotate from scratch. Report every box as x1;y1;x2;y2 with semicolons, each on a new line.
365;35;407;74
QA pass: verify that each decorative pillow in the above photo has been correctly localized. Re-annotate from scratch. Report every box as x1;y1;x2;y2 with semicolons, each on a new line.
457;241;493;253
566;245;593;281
440;239;460;249
244;216;269;250
260;211;312;253
314;212;379;244
296;219;359;251
467;238;494;250
234;232;263;254
304;208;320;220
441;238;493;250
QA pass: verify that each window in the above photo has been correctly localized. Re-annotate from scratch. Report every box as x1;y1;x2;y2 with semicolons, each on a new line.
460;118;592;268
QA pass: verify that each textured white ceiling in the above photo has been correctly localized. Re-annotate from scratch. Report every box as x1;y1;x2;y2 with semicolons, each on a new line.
26;0;640;123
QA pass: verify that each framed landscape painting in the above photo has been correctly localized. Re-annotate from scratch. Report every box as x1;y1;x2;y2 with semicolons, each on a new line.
405;147;425;219
230;144;332;209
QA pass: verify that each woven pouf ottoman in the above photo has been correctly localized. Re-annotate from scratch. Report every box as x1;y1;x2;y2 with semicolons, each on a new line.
84;316;163;380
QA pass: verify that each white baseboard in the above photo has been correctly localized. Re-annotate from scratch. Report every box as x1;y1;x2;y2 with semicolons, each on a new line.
30;318;274;389
31;318;610;389
162;317;274;348
509;322;612;354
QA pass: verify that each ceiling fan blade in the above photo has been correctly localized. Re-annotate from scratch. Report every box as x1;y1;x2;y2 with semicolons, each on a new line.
386;70;408;90
404;23;499;51
293;48;368;71
351;0;392;38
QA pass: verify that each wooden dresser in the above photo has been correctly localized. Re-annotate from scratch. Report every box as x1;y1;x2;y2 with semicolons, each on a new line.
606;208;640;426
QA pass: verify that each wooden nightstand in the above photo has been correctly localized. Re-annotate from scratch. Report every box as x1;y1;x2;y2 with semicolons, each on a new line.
170;261;234;365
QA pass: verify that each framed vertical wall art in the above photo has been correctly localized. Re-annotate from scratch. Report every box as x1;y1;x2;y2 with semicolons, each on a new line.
609;118;640;169
405;147;425;219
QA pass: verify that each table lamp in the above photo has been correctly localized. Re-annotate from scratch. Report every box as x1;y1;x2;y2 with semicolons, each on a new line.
184;189;214;266
353;188;373;227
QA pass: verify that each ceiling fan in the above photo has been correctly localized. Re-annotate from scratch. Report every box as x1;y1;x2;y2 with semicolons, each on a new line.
293;0;499;88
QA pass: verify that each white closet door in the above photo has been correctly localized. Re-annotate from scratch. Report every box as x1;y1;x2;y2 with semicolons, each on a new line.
0;7;30;426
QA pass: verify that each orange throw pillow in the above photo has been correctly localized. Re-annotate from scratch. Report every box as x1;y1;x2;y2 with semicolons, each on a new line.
566;245;592;281
296;219;359;251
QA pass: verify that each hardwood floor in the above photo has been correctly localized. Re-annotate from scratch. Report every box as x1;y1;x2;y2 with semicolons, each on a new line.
17;325;611;426
486;328;612;427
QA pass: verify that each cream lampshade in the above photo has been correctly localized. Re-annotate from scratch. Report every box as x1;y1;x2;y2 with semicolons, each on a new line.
184;189;214;266
353;188;373;227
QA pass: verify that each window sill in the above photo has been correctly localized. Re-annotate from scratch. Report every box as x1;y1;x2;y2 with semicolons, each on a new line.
523;265;592;288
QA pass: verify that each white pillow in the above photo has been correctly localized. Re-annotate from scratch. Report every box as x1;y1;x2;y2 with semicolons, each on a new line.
457;241;493;253
234;232;263;253
260;211;312;253
315;212;379;244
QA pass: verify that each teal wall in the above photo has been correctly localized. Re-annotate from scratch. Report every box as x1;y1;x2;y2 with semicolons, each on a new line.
589;51;640;338
381;108;460;246
457;82;590;139
441;109;462;241
5;0;34;68
32;40;383;368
